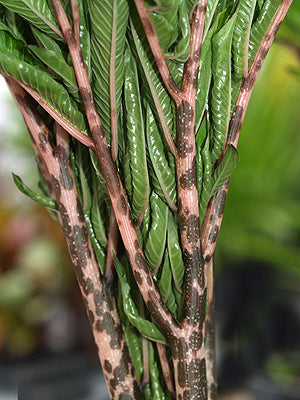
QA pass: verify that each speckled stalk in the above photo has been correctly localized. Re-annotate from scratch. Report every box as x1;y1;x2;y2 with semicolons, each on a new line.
6;78;142;400
51;0;179;341
200;0;293;264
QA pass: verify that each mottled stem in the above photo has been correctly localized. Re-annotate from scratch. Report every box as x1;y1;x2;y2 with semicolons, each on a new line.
51;0;179;339
6;78;142;400
171;3;209;399
201;0;293;262
205;301;218;400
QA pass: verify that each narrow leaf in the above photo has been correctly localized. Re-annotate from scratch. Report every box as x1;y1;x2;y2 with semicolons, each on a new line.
144;192;168;273
0;0;63;40
210;11;237;165
13;173;57;210
146;104;177;210
115;258;167;344
167;212;184;293
210;144;240;197
124;47;149;224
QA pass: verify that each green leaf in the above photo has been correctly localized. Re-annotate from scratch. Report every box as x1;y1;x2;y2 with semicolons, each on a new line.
0;30;88;136
29;45;79;99
124;47;149;224
164;0;190;62
13;173;57;210
146;104;177;210
144;192;168;272
199;134;212;225
88;0;128;142
157;250;177;317
115;258;166;344
232;0;257;80
77;0;91;80
195;25;216;133
90;170;109;250
84;214;106;274
2;9;26;43
150;4;178;55
124;326;143;383
248;0;281;64
210;144;240;197
31;26;61;53
167;212;184;292
210;10;237;165
0;0;63;40
148;341;171;400
129;14;175;142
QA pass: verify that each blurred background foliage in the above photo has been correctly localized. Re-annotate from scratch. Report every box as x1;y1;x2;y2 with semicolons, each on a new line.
0;2;299;398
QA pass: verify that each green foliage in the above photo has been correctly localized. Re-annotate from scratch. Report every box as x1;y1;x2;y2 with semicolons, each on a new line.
12;173;58;210
0;0;293;396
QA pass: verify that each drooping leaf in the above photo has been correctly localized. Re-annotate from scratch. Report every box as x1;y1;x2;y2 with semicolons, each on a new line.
148;341;171;400
88;0;128;143
232;0;257;80
165;0;190;62
124;46;149;224
0;30;88;136
167;212;184;292
77;0;91;80
199;134;212;225
13;173;57;210
146;104;177;210
210;144;240;196
84;214;106;274
115;258;166;344
29;45;79;99
248;0;281;64
195;25;216;133
157;250;178;317
144;192;168;272
129;13;175;142
124;325;143;383
0;0;63;40
210;10;237;165
2;9;26;43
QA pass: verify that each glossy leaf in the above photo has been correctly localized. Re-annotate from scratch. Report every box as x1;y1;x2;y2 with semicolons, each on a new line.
195;26;215;133
115;258;166;344
210;11;237;165
88;0;128;142
0;30;88;136
199;134;212;225
210;144;240;196
146;104;177;210
167;212;184;292
124;47;149;224
13;173;58;210
129;14;175;142
165;0;190;62
124;326;143;383
29;45;79;99
90;170;109;250
0;0;63;40
248;0;281;64
148;341;171;400
157;250;178;317
144;192;168;272
232;0;257;80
